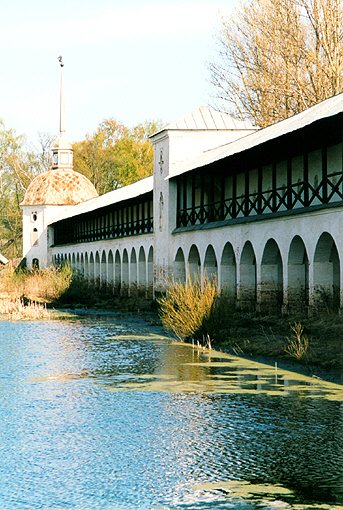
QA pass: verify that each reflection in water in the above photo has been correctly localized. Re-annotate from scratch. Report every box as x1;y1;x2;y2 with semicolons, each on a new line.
0;315;341;510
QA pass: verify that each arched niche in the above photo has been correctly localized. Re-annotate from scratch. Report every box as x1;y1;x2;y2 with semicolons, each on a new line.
313;232;340;311
108;250;114;284
115;250;121;291
147;246;154;298
122;249;129;295
174;247;186;283
203;244;217;282
239;241;256;311
287;236;309;311
130;248;138;295
220;242;236;302
101;250;107;285
260;238;283;313
188;245;201;281
138;247;146;295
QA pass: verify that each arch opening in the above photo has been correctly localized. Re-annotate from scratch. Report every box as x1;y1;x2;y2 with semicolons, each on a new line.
287;236;309;311
260;239;283;313
80;253;84;278
122;249;129;296
89;252;95;282
188;245;201;281
138;247;147;295
95;252;101;286
108;250;114;285
101;251;107;286
174;247;186;283
83;253;88;280
147;246;154;298
220;242;237;303
130;248;138;295
203;245;218;283
239;241;256;311
114;250;121;292
313;233;340;311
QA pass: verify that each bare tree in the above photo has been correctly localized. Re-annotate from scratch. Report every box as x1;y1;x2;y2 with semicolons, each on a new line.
210;0;343;127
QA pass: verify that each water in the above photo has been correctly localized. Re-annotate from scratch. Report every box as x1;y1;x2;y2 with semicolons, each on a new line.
0;313;342;510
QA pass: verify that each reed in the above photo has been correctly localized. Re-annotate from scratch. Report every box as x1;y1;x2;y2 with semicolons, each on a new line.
284;321;309;360
0;264;73;302
0;297;52;321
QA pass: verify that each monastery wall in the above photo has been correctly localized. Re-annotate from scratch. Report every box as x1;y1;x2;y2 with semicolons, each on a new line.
22;96;343;313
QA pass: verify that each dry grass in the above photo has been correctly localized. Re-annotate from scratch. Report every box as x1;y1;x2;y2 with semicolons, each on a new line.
0;263;73;302
158;276;218;342
0;297;52;321
0;264;73;321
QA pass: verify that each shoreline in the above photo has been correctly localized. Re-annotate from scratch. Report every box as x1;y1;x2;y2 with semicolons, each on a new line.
28;303;343;385
0;287;342;385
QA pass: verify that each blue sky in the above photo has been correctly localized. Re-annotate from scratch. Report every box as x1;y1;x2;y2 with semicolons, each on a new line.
0;0;237;146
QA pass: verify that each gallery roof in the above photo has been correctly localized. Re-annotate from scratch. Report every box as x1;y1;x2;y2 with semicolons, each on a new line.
168;93;343;179
49;175;153;225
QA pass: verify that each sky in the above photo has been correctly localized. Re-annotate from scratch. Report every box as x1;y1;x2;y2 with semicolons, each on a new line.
0;0;238;147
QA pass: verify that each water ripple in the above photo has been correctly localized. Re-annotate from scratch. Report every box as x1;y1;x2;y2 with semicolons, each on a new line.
0;316;341;510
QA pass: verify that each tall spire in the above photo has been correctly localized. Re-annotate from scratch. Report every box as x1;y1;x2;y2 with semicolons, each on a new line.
58;56;66;136
52;56;73;171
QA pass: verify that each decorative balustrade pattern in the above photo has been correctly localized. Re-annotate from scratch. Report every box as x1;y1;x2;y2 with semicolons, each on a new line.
176;149;343;228
53;196;153;246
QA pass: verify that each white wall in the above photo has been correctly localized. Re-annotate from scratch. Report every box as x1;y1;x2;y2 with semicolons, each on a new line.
22;204;72;269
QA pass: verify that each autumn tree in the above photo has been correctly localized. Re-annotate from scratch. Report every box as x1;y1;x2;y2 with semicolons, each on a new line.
73;119;160;195
0;122;51;258
210;0;343;127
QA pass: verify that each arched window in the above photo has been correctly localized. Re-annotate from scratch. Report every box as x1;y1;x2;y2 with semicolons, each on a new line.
31;228;38;246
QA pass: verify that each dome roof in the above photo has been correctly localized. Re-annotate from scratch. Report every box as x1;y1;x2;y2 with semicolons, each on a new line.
22;169;98;206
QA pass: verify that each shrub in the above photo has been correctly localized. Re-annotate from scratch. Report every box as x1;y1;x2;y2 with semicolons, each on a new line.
158;275;218;342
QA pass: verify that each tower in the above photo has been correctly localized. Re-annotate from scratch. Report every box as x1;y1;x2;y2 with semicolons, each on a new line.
21;57;98;269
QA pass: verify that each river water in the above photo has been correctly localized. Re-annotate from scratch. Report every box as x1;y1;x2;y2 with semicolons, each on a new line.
0;313;342;510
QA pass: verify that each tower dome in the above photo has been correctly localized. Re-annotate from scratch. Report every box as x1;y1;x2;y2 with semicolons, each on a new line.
22;168;98;206
22;57;98;207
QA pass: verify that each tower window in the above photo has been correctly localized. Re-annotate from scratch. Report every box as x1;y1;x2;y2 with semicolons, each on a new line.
31;228;38;246
31;212;37;222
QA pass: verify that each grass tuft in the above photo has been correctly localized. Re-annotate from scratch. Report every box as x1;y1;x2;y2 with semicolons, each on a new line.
284;321;309;360
158;275;218;343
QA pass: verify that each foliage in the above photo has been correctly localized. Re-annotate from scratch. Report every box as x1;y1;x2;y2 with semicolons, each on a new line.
210;0;343;127
158;275;218;342
0;122;53;258
0;113;160;258
284;322;310;360
73;119;161;194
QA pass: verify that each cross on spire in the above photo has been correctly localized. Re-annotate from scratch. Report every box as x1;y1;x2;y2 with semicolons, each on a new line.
159;149;164;174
